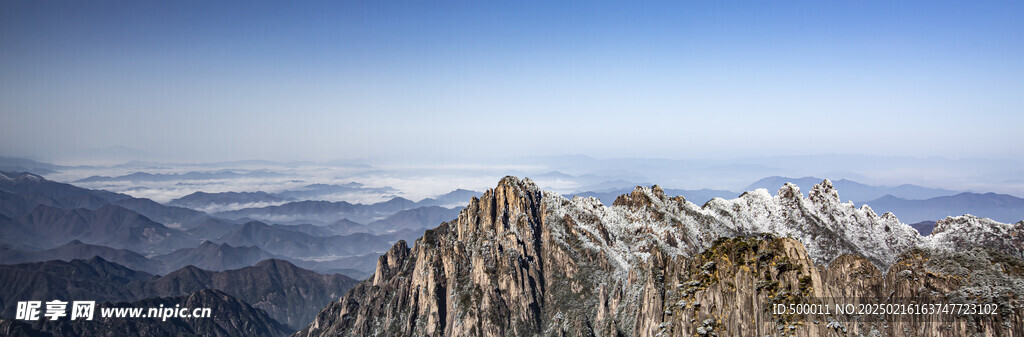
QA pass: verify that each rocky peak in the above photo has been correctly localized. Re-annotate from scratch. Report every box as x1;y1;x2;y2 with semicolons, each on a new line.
808;178;841;205
859;204;878;217
454;176;543;242
926;215;1024;258
373;240;410;286
612;184;671;208
776;182;802;200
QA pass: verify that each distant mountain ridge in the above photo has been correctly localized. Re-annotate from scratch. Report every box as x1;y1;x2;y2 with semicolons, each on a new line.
908;220;937;236
220;221;394;257
274;182;398;201
865;192;1024;224
745;176;1023;224
0;157;62;175
215;198;415;224
0;171;130;217
1;171;215;229
0;257;156;318
415;189;481;207
0;238;381;279
1;204;196;253
0;240;157;273
109;197;212;228
169;191;292;213
744;176;960;202
214;191;475;225
75;170;284;183
366;205;463;233
0;172;421;278
137;259;358;329
151;240;281;273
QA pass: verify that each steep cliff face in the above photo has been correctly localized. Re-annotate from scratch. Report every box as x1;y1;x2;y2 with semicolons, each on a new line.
295;176;1024;337
297;177;549;337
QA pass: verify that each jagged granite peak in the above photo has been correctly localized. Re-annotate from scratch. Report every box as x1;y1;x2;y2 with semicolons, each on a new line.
560;178;923;270
612;184;673;208
808;178;840;204
372;240;410;287
294;176;1024;337
296;176;550;336
925;215;1024;257
454;176;543;242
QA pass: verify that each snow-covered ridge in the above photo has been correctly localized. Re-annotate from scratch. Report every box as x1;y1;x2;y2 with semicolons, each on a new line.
541;178;1022;272
925;216;1024;257
0;171;44;182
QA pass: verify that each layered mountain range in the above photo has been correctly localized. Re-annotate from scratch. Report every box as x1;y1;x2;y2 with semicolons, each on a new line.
213;194;469;226
296;176;1024;337
0;171;467;277
3;168;1022;336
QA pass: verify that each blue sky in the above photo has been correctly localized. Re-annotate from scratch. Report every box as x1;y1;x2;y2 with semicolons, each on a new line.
1;0;1022;163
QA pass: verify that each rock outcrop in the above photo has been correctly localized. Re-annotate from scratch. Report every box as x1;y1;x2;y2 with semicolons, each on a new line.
294;176;1024;337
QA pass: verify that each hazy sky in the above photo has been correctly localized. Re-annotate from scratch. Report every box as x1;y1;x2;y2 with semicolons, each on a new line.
2;0;1022;163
